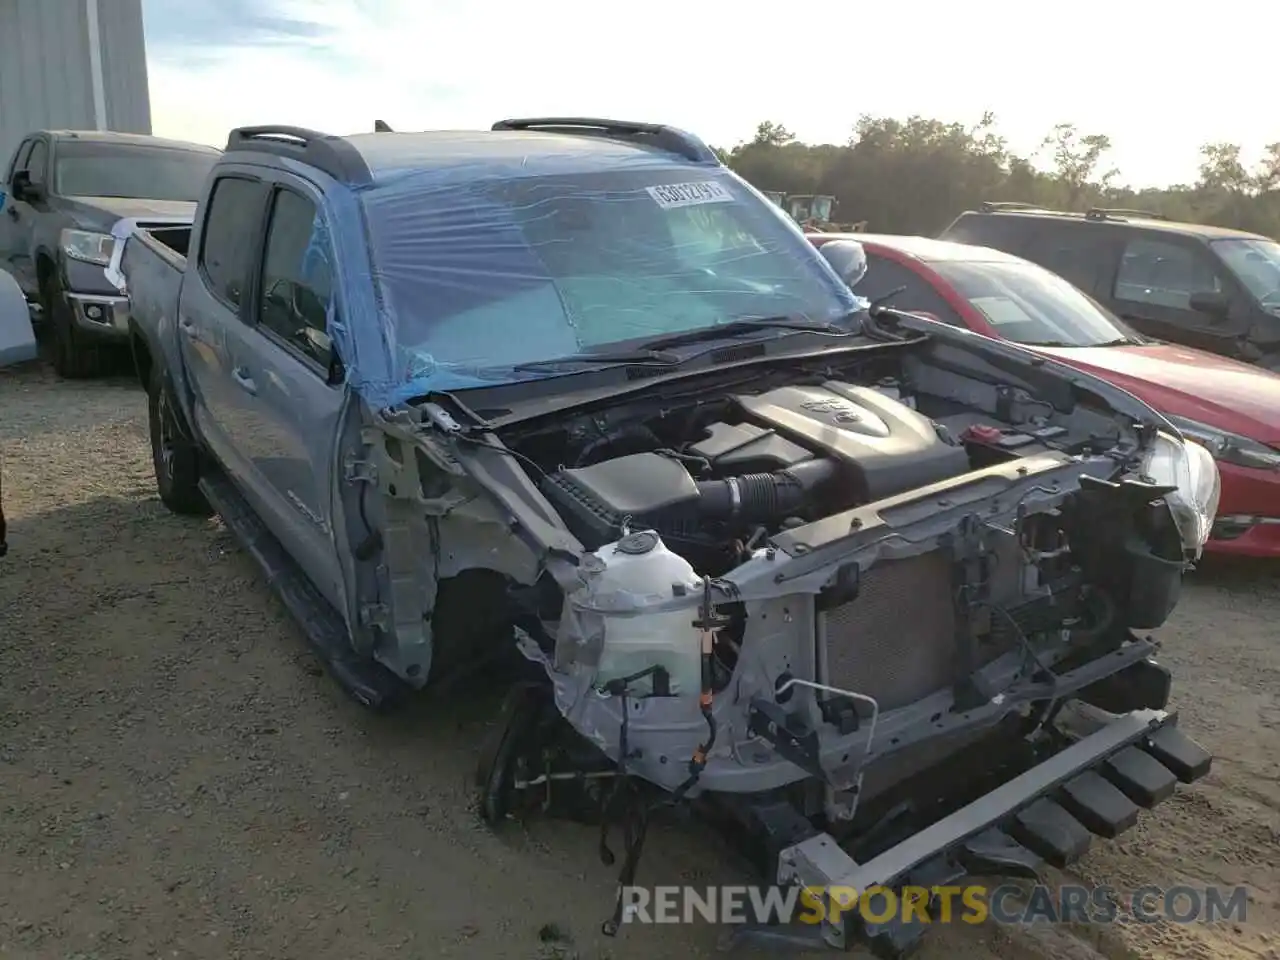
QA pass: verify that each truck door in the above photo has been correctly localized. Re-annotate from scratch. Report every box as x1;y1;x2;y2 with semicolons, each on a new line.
213;180;347;609
178;172;270;482
0;139;33;290
0;139;45;297
1108;235;1247;356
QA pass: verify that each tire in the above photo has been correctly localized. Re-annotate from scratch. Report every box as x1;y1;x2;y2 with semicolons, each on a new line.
1257;352;1280;373
475;681;552;825
44;276;103;379
148;366;212;517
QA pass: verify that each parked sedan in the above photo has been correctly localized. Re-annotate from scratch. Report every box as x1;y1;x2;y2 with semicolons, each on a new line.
810;233;1280;558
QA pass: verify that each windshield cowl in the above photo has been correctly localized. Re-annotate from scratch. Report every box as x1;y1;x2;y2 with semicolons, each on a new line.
1024;336;1143;348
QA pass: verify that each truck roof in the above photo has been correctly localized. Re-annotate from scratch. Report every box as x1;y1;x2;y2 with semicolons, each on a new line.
954;206;1270;243
40;130;222;153
223;120;720;188
346;130;701;184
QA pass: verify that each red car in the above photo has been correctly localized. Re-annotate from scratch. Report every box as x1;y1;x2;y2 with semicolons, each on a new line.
811;233;1280;558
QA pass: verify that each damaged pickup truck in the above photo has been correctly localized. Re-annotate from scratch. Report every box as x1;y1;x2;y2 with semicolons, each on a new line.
108;119;1221;956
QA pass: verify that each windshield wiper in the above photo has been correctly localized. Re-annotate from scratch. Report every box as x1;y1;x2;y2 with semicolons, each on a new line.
638;315;852;351
1092;337;1144;347
509;348;680;373
510;315;860;374
867;286;908;316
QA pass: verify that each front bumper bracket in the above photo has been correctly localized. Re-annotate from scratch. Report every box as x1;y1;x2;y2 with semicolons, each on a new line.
721;708;1209;957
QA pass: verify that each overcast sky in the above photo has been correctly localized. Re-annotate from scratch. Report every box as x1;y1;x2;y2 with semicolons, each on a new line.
141;0;1280;189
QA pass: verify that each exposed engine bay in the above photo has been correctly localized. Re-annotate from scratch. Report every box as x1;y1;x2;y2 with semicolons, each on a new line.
351;335;1215;954
537;379;971;573
438;346;1199;792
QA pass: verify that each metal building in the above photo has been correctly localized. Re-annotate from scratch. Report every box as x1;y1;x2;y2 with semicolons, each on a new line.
0;0;152;168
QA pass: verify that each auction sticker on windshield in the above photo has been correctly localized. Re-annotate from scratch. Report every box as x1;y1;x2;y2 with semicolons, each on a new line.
646;181;734;209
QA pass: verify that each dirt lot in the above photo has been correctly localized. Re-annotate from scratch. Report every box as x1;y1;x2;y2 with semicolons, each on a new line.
1;361;1277;960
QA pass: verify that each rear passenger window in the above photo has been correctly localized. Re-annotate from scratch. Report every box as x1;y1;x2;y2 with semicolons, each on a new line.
256;188;337;368
1025;234;1108;294
199;176;264;309
1113;238;1221;310
855;254;965;326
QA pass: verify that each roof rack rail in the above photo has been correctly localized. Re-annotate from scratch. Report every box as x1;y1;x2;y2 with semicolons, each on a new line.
224;125;373;186
491;117;718;164
1085;206;1168;221
978;200;1045;212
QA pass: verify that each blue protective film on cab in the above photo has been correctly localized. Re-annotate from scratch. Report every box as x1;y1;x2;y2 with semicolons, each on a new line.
331;133;858;408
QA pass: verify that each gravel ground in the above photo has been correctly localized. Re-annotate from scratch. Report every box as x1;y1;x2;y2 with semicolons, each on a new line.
1;361;1277;960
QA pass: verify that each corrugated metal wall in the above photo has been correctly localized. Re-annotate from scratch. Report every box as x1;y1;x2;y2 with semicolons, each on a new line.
97;0;151;135
0;0;151;169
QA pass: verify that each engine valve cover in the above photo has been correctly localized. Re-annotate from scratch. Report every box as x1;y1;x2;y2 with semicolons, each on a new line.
735;381;970;501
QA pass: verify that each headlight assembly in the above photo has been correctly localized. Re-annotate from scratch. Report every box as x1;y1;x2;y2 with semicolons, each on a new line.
1165;414;1280;471
60;229;115;266
1140;431;1222;555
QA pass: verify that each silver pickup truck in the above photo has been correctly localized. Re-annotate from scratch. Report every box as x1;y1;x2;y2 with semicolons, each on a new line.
107;119;1220;954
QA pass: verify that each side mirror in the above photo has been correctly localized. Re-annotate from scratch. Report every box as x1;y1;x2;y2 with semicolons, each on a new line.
295;323;344;384
12;171;45;204
819;239;868;289
1189;290;1230;320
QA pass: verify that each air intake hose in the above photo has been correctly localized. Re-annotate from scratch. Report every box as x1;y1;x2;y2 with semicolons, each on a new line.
695;458;840;524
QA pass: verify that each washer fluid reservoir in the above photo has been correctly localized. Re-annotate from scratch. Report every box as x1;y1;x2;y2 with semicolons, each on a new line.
579;530;703;697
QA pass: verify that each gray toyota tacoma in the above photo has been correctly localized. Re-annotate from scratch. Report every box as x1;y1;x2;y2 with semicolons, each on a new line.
107;119;1220;955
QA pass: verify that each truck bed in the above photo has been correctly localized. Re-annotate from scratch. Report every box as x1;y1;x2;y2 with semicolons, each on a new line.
108;223;192;341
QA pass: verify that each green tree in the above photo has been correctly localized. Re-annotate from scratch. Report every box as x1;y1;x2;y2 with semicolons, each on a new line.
1040;123;1118;208
710;113;1280;239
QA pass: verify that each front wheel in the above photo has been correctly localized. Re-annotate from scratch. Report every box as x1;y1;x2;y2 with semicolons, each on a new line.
148;367;211;517
44;278;103;379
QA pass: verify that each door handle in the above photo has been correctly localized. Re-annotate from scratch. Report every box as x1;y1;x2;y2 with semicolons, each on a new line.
232;366;257;395
5;207;17;221
178;317;198;340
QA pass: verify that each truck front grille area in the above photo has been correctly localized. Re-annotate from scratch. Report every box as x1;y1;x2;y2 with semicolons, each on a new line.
819;541;1023;712
820;552;957;712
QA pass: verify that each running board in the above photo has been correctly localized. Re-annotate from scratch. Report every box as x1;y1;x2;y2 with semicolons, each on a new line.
723;709;1210;957
199;471;407;710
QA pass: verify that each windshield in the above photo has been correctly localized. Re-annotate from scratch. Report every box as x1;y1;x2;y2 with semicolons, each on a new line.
360;168;856;386
931;259;1137;347
54;142;218;201
1212;238;1280;306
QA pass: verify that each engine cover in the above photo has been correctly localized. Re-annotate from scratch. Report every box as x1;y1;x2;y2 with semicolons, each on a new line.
735;381;970;502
